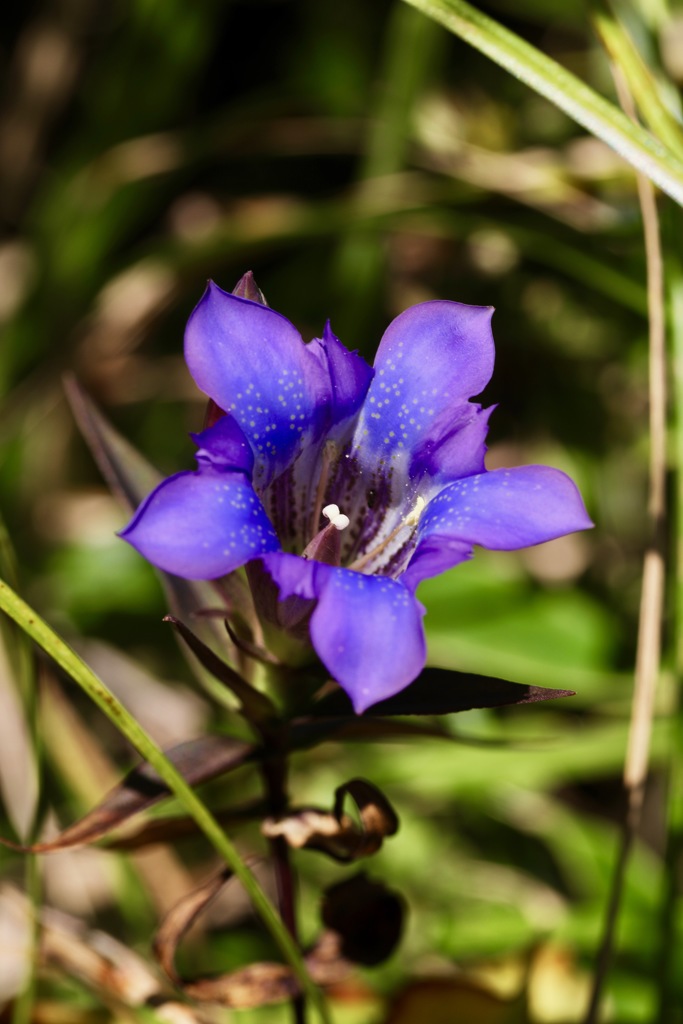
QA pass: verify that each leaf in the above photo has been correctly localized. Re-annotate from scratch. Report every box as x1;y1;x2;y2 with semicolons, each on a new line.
154;866;303;1008
154;866;235;986
184;964;300;1009
164;615;277;724
310;666;574;718
0;735;253;853
261;778;398;862
104;799;268;851
153;863;372;1007
401;0;683;207
288;715;451;750
64;377;243;672
593;8;683;163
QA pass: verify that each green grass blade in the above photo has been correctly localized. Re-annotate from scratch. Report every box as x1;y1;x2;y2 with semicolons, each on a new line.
401;0;683;205
593;7;683;162
0;577;330;1024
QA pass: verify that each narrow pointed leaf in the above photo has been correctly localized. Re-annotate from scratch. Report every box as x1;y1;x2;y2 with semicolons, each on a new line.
105;798;268;851
155;862;354;1006
0;735;253;853
593;9;683;162
155;866;234;986
310;666;574;717
155;866;301;1008
402;0;683;206
289;716;451;749
164;616;276;723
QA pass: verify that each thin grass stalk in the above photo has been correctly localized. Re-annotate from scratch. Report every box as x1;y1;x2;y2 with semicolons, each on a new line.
583;67;667;1024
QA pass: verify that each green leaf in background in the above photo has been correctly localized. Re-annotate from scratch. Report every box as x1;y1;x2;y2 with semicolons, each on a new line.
402;0;683;204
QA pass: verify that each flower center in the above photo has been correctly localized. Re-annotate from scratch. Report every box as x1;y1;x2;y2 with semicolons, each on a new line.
348;495;426;573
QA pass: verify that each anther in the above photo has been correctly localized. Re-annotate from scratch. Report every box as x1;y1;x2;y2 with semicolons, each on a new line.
323;504;350;531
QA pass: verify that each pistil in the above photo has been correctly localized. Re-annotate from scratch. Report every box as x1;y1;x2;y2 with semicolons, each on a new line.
310;441;337;537
349;496;425;573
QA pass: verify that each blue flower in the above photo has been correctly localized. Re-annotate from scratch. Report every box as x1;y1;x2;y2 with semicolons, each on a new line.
122;279;592;712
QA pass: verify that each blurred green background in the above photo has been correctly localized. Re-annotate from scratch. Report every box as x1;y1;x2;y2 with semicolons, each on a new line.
1;0;682;1021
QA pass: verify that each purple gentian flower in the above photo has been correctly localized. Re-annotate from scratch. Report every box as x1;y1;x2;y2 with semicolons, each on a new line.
122;280;592;712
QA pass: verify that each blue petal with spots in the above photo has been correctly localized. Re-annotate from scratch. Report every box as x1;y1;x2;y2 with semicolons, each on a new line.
261;552;426;714
307;322;374;428
121;469;280;579
121;283;593;714
185;282;330;486
352;301;494;468
402;465;593;589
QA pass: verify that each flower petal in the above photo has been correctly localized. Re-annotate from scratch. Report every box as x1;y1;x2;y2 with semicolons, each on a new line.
400;537;473;591
310;568;427;713
191;415;254;476
403;465;593;588
185;282;329;486
260;553;427;713
352;301;494;466
307;322;374;429
121;471;279;579
410;403;494;485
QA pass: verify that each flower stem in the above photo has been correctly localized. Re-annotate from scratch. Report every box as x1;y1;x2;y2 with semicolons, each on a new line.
260;735;307;1024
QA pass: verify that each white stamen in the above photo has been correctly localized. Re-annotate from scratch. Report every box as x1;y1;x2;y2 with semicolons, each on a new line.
322;503;349;531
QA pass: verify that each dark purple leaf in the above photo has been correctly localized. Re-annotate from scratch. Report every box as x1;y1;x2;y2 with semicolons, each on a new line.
310;666;575;718
105;799;267;850
0;735;253;853
164;615;276;722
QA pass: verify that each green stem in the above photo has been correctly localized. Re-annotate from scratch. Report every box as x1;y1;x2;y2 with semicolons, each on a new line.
401;0;683;206
0;577;330;1024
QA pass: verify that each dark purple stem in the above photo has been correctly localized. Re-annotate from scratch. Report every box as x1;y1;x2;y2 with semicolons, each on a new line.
261;743;306;1024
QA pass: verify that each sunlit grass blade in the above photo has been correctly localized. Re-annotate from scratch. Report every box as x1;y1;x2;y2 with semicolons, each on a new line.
593;6;683;163
0;577;331;1024
401;0;683;205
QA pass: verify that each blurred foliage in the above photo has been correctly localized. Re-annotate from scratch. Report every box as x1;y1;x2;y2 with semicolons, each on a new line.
1;0;683;1021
